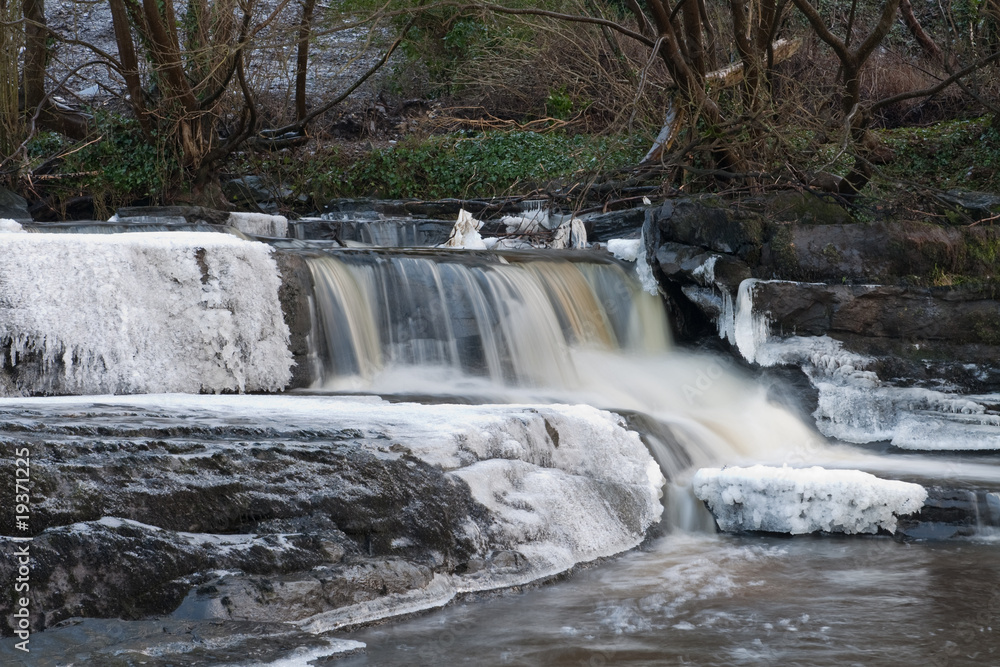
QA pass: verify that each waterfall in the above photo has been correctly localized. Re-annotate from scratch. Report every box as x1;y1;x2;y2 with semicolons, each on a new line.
303;248;822;489
305;250;670;389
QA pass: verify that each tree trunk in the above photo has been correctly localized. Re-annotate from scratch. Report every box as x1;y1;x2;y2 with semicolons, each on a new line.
0;0;22;163
295;0;317;123
22;0;45;117
109;0;151;137
899;0;942;62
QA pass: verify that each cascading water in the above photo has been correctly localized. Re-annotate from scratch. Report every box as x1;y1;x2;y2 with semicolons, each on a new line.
305;250;668;390
4;212;1000;666
300;247;826;493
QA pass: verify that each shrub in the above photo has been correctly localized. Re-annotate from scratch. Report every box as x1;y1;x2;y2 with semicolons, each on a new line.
330;130;650;199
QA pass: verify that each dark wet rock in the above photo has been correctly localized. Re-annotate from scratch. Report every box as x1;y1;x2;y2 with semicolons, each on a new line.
745;281;1000;391
273;250;318;388
179;558;436;623
323;198;528;220
643;193;1000;391
290;218;455;246
646;197;765;258
752;282;1000;344
896;487;1000;539
224;176;294;206
0;429;479;632
644;193;1000;285
585;207;646;242
0;187;31;223
654;242;752;292
117;205;231;226
759;190;854;226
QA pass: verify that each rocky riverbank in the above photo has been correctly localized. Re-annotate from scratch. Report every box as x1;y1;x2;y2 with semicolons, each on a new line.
642;193;1000;394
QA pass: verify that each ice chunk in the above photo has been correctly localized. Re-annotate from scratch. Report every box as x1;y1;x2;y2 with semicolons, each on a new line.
693;465;927;534
570;218;587;248
635;230;659;296
0;218;23;233
550;218;588;249
444;209;487;249
0;233;292;395
228;212;288;237
607;238;642;262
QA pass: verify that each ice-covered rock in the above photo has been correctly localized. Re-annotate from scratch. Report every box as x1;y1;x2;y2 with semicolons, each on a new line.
609;232;659;295
0;395;664;634
693;465;927;534
0;218;23;233
0;232;292;395
227;211;288;237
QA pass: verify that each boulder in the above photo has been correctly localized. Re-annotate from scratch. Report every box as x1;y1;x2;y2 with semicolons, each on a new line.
0;187;31;223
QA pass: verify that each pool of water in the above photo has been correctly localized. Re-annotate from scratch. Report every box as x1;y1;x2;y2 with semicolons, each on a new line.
342;531;1000;667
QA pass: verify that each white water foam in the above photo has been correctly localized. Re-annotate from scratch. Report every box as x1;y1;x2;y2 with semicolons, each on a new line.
0;232;292;395
693;465;927;534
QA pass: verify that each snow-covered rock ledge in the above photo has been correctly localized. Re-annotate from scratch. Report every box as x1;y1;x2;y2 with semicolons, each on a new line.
693;465;927;535
0;230;292;395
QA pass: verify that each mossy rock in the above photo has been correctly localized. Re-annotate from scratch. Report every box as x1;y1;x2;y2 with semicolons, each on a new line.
766;191;853;226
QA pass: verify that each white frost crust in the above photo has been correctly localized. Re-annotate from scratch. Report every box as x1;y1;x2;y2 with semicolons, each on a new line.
607;239;641;262
299;574;457;633
227;212;288;237
693;465;927;535
814;381;993;447
0;218;23;233
0;233;292;395
691;255;717;286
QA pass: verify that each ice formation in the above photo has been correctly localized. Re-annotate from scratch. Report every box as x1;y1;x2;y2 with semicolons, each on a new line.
814;381;996;448
443;209;487;249
227;212;288;237
0;232;292;395
10;393;664;578
0;218;23;233
550;217;588;249
714;278;776;363
607;238;642;262
693;465;927;534
605;234;658;296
